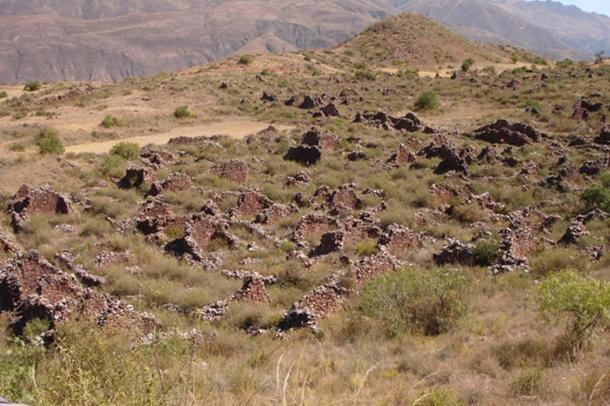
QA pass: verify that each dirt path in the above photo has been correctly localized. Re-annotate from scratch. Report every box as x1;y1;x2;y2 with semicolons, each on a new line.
65;120;292;154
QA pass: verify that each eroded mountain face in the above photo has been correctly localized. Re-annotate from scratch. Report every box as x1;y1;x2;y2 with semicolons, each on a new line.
0;0;608;83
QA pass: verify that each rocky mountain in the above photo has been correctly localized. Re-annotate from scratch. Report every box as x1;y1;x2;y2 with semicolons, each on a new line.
393;0;610;60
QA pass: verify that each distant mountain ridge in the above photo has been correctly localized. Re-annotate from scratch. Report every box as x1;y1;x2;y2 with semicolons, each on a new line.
393;0;610;59
0;0;608;84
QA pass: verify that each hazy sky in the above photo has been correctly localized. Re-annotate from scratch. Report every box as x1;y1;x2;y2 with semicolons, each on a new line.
554;0;610;16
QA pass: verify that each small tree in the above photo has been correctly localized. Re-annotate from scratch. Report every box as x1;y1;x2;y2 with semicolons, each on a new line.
461;58;475;72
23;81;41;92
536;271;610;350
36;128;64;155
414;91;440;111
0;90;7;99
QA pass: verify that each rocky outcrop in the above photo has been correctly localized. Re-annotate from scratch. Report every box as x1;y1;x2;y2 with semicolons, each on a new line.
118;167;156;189
148;172;192;196
284;145;322;166
355;111;423;132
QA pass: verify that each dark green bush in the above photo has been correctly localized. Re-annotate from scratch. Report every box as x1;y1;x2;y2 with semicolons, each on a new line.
360;268;469;336
36;128;64;155
0;90;7;99
472;240;501;267
581;172;610;211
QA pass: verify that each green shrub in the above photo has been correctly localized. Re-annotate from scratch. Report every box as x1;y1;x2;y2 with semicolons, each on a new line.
0;90;7;99
101;115;120;128
23;81;41;92
461;58;475;72
522;99;544;115
100;155;125;177
109;142;140;160
174;105;191;119
530;248;588;277
414;91;440;111
354;69;376;81
360;268;469;336
581;174;610;211
238;55;254;65
36;128;64;155
536;271;610;350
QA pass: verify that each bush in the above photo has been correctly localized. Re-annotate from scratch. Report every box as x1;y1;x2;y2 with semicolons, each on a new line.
536;271;610;350
414;91;440;111
461;58;475;72
354;69;376;81
8;142;25;152
581;174;610;211
360;268;469;336
100;155;125;177
174;105;191;119
109;142;140;160
101;115;120;128
0;90;7;99
238;55;254;65
472;240;501;267
36;128;64;155
23;81;41;92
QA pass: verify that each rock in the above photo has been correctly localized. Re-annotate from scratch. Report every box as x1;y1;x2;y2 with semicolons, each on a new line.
285;171;311;187
309;231;345;257
377;224;422;256
232;276;271;304
118;167;156;189
148;172;192;196
320;102;340;117
473;119;543;146
284;145;322;166
9;185;72;231
391;112;423;132
299;95;316;109
210;160;249;183
347;151;366;161
580;155;610;176
433;239;475;266
229;189;274;219
572;98;603;120
95;251;130;267
301;128;339;150
328;184;364;212
387;144;416;166
140;148;175;168
593;126;610;145
261;91;277;102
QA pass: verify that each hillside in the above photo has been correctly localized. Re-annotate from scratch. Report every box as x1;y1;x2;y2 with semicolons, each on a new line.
336;13;534;69
1;13;610;405
395;0;610;59
0;0;393;84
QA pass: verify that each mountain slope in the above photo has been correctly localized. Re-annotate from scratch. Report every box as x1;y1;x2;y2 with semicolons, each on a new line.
394;0;610;59
0;0;393;84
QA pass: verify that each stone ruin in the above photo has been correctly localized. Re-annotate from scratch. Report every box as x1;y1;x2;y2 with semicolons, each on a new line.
210;159;249;183
148;172;192;196
354;111;423;132
140;148;175;168
593;126;610;145
228;189;274;219
118;167;156;189
301;128;339;150
327;184;364;212
377;224;423;256
491;211;537;273
166;214;237;262
8;185;72;231
473;119;543;146
0;251;153;336
433;239;476;266
387;144;416;166
572;98;603;121
136;198;187;238
558;209;607;246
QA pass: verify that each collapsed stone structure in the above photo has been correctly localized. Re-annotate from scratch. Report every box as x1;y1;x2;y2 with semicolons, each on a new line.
8;185;72;231
473;119;543;146
210;160;249;183
0;251;152;335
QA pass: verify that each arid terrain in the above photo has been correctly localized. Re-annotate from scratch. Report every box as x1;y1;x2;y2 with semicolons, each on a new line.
0;12;609;406
0;0;608;83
